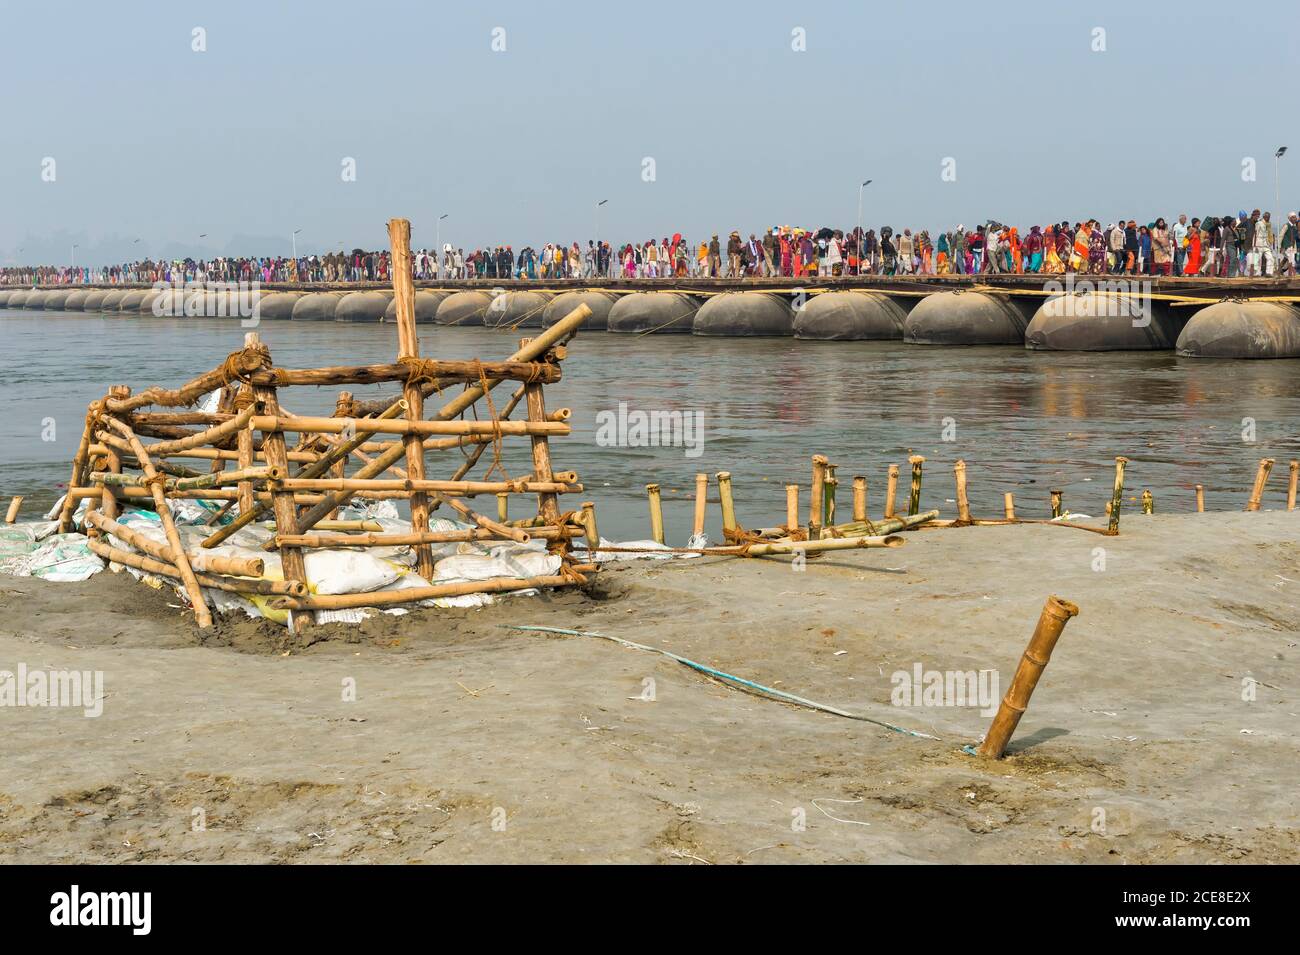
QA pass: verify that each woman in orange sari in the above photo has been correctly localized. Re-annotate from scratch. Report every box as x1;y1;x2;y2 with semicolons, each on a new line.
1071;221;1091;273
1184;218;1202;274
1043;226;1065;273
1009;227;1023;273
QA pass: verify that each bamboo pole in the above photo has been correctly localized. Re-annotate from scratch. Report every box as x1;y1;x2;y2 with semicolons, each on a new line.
276;478;577;495
1246;457;1275;512
646;484;665;545
785;484;799;532
93;384;130;526
85;510;266;577
250;415;569;438
852;476;867;523
1195;484;1205;512
693;473;708;537
4;496;22;524
1106;456;1128;535
58;396;103;532
497;493;509;522
234;384;256;518
580;501;600;550
954;461;971;523
907;456;925;516
830;510;939;537
1004;492;1015;520
325;391;353;520
86;539;305;598
809;455;827;540
824;477;838;528
274;526;584;548
524;377;561;531
975;595;1080;759
103;416;213;629
1141;489;1154;514
884;464;899;519
716;471;737;537
269;573;584;612
1289;461;1298;511
587;533;904;558
245;334;312;629
1050;489;1062;519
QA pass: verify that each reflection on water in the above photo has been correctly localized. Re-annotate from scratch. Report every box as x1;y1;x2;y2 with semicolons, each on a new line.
3;311;1298;541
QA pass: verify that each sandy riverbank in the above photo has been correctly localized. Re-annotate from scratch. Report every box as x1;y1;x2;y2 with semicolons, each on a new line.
0;511;1295;864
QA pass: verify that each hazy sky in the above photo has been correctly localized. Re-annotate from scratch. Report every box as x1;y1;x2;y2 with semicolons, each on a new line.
3;0;1296;266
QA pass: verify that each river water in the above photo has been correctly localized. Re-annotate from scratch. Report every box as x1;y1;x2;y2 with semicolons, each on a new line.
3;311;1299;541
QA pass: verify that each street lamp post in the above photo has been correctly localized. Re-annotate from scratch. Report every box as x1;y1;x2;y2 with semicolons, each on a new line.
1275;146;1288;217
596;199;609;276
292;228;302;260
856;180;872;275
436;213;448;279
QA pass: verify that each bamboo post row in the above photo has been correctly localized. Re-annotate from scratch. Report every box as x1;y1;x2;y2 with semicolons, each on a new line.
1289;461;1299;511
884;464;899;519
852;476;867;523
975;595;1080;759
717;471;737;537
1003;492;1015;520
1195;484;1204;513
809;455;827;540
1141;489;1154;514
785;484;799;533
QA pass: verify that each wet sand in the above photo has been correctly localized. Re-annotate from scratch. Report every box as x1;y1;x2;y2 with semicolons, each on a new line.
0;511;1296;864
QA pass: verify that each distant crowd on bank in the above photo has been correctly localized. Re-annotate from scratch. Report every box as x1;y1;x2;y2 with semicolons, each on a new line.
6;209;1298;287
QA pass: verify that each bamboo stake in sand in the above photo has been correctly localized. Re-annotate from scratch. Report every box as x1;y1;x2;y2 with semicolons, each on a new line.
884;464;899;519
975;595;1079;759
785;484;799;532
646;483;665;545
852;476;867;523
716;471;737;537
1050;489;1062;519
907;455;925;516
1195;484;1205;512
824;476;838;528
953;461;971;523
1246;457;1274;512
1141;489;1153;514
693;473;708;537
1289;461;1298;511
1106;456;1128;535
1004;492;1015;520
4;496;22;524
808;455;827;540
580;501;599;550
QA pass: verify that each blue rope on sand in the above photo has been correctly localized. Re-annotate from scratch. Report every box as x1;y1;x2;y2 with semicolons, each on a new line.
505;624;939;740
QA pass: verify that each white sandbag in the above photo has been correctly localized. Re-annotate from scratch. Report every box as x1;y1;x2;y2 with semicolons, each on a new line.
302;550;403;595
20;533;104;582
434;549;561;582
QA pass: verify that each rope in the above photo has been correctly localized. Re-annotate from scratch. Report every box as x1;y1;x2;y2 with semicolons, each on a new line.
473;360;509;482
505;625;939;739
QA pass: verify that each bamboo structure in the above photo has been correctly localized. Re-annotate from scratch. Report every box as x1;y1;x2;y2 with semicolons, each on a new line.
1245;458;1274;512
54;218;596;629
975;595;1079;759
